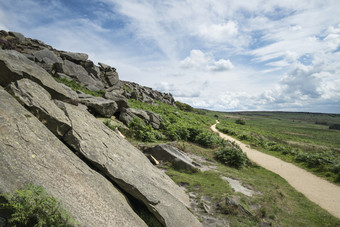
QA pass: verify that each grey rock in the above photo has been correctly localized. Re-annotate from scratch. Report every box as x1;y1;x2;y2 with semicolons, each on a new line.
61;51;88;62
57;101;202;227
8;31;25;41
0;49;71;101
8;79;71;137
0;86;146;227
83;60;101;79
122;81;175;106
119;108;162;129
105;90;129;110
33;48;59;63
98;62;113;71
54;60;93;84
98;62;121;89
145;144;198;171
55;72;72;80
77;92;118;117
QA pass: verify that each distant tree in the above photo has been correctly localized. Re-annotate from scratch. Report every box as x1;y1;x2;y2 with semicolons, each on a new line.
214;114;219;118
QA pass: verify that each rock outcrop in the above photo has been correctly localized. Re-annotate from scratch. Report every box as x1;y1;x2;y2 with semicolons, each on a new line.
119;107;162;129
145;144;199;171
7;78;71;137
122;81;175;106
0;49;71;101
77;91;118;117
0;87;146;227
0;31;202;226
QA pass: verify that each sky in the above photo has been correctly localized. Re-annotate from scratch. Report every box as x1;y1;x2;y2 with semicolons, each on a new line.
0;0;340;113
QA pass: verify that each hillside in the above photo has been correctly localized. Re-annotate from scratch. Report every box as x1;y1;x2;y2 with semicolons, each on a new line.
1;31;340;227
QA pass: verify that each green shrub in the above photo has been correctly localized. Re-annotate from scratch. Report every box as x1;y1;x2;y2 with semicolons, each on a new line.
0;184;77;226
329;124;340;130
194;131;218;148
235;119;246;125
215;145;248;169
175;101;194;112
128;118;158;142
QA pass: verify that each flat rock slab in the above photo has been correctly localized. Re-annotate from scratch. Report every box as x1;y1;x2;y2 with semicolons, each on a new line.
77;92;118;117
58;101;202;227
0;87;146;227
61;52;88;62
0;49;71;101
145;144;199;171
8;78;71;137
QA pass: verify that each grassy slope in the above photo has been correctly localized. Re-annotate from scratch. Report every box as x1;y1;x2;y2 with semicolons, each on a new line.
208;111;340;184
119;102;340;226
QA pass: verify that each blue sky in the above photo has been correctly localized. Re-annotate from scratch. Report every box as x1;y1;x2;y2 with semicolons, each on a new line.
1;0;340;113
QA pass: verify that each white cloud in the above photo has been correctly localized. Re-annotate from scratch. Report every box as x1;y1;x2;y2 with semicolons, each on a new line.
208;59;234;71
198;21;238;42
180;49;234;72
1;0;340;113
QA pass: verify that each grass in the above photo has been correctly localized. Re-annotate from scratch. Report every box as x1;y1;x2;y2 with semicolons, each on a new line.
211;111;340;184
163;142;340;227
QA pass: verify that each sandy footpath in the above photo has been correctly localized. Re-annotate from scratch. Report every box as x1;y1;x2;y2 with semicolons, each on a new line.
211;123;340;219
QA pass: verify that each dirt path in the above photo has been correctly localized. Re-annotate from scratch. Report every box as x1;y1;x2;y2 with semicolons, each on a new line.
211;123;340;219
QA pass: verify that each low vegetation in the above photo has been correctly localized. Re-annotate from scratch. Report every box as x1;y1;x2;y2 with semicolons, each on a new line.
164;142;340;227
214;112;340;184
127;99;220;148
54;77;105;97
0;184;77;226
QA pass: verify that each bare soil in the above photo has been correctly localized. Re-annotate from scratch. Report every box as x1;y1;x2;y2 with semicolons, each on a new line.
211;123;340;219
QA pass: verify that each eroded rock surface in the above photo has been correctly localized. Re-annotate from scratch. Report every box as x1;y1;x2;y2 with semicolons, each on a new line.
145;144;199;171
57;101;201;227
0;87;147;227
8;78;71;137
0;49;71;101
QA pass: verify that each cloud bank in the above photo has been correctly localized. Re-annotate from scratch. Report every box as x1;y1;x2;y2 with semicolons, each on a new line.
0;0;339;113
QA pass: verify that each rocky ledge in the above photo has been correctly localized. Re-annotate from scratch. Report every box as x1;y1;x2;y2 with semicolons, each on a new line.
0;31;201;226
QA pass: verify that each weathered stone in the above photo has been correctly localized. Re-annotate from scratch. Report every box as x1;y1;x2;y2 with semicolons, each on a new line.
145;144;198;171
0;49;71;101
54;60;93;84
105;90;129;110
61;51;88;62
57;101;201;227
98;62;113;71
77;92;118;117
8;79;71;137
119;108;162;129
33;48;59;63
0;86;147;227
122;81;175;106
98;62;121;89
8;31;25;41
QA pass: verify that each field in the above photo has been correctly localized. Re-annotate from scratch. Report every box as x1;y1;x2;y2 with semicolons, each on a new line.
209;111;340;184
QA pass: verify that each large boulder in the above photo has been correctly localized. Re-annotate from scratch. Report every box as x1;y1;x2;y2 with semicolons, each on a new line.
104;90;129;110
56;101;201;227
60;51;88;63
0;86;146;227
77;92;118;117
54;59;101;90
99;62;121;89
0;49;71;101
8;78;71;137
119;108;162;129
33;48;60;64
145;144;199;171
